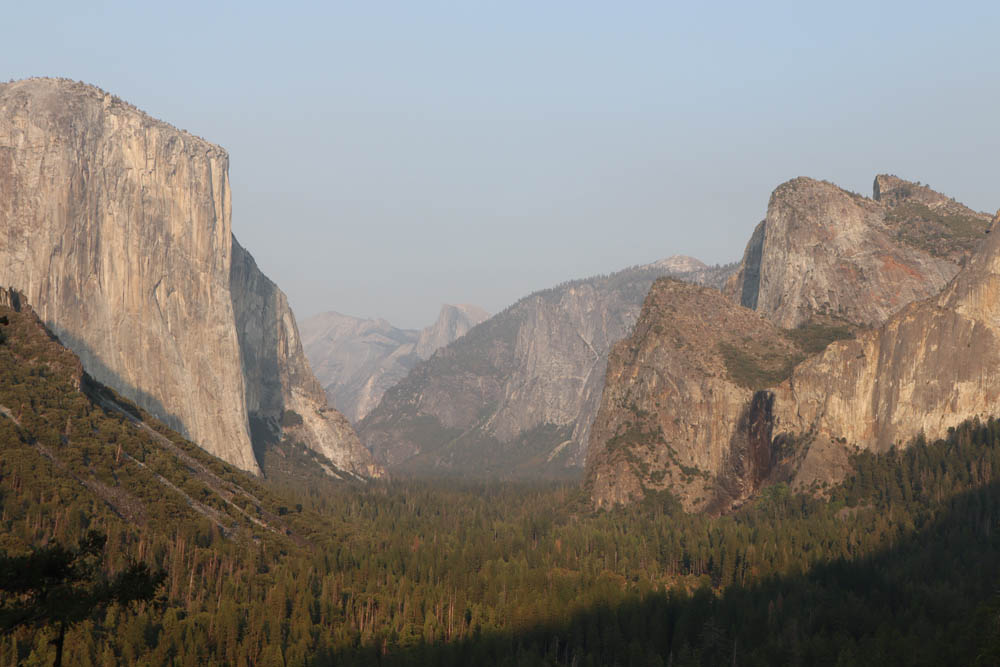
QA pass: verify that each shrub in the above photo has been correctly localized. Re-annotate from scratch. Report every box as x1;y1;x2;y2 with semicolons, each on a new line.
280;410;304;428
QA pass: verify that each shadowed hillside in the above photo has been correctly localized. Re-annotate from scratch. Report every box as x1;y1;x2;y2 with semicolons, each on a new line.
5;285;1000;665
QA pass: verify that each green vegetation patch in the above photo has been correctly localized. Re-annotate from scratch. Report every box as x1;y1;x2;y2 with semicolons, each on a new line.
720;322;855;389
785;321;854;355
279;409;303;427
605;421;665;453
886;202;987;257
718;340;803;390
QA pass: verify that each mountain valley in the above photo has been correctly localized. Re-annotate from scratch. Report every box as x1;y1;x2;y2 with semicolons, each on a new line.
3;74;1000;666
5;284;1000;664
358;257;736;478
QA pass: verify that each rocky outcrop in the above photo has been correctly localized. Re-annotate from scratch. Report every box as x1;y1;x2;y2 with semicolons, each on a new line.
644;255;710;274
230;239;380;477
0;288;24;312
414;304;489;359
359;259;737;478
771;208;1000;489
302;304;489;422
587;175;995;510
726;176;989;328
874;174;991;264
585;279;805;511
0;78;379;477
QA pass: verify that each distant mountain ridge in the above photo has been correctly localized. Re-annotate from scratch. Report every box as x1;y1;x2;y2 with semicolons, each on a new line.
358;257;736;478
302;304;489;422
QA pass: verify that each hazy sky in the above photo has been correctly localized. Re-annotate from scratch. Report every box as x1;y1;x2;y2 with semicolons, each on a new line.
6;2;1000;328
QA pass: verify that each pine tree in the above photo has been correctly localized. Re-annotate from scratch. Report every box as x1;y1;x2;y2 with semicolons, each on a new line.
0;531;165;666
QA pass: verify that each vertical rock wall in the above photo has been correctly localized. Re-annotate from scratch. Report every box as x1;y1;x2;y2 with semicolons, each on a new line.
231;238;379;477
589;176;998;509
772;209;1000;485
0;78;258;473
0;78;379;477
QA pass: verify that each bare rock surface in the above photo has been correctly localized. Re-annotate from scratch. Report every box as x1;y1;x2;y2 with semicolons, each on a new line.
415;304;490;359
771;208;1000;487
302;304;489;422
587;175;995;510
0;78;379;477
585;279;797;510
358;259;737;478
726;176;989;328
230;239;380;477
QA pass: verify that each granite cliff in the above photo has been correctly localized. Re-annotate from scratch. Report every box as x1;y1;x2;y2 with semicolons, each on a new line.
588;176;994;510
770;207;1000;489
230;239;379;477
585;278;839;510
302;304;488;423
414;304;490;359
726;176;989;328
0;78;379;478
359;259;736;478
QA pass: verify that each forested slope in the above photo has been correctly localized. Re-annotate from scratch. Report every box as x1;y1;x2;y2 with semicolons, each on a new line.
0;293;359;664
4;284;1000;664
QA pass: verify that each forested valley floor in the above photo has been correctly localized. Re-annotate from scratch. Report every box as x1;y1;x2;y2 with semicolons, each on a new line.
3;303;1000;665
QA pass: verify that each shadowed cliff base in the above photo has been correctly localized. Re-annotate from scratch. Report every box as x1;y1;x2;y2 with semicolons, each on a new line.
43;325;190;443
248;413;373;487
320;478;1000;667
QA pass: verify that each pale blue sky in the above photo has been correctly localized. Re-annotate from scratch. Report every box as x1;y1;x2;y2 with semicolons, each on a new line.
6;1;1000;327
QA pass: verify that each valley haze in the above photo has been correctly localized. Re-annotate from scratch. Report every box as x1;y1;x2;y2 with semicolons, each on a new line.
5;2;998;328
3;2;1000;662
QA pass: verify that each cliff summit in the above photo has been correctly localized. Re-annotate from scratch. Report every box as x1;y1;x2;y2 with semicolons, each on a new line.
726;175;989;328
589;175;995;509
0;78;380;478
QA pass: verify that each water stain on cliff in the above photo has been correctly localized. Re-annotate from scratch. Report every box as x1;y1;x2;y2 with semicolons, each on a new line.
711;390;776;512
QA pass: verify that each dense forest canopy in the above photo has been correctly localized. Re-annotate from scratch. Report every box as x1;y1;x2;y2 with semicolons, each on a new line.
3;302;1000;665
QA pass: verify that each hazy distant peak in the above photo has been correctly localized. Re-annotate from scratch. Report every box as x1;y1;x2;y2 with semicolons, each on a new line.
302;302;489;423
301;310;357;327
643;255;708;273
415;303;490;359
442;303;490;322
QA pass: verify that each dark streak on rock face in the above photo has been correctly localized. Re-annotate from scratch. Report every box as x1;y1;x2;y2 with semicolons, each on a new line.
746;390;777;488
739;221;766;310
713;390;776;511
0;288;23;312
